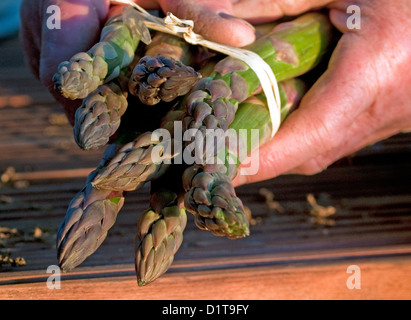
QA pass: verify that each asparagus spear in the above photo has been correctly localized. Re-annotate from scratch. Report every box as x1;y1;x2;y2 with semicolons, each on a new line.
182;165;249;239
90;131;173;191
73;76;129;150
182;79;307;239
129;33;202;105
52;6;142;100
135;166;187;286
56;143;131;271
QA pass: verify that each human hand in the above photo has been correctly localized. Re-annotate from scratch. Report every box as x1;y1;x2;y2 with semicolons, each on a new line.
19;0;256;124
233;0;411;186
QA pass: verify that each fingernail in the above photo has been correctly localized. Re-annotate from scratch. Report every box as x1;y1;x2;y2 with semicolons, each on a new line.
218;12;255;31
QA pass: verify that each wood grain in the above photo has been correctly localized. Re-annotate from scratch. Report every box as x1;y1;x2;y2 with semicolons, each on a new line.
1;256;411;300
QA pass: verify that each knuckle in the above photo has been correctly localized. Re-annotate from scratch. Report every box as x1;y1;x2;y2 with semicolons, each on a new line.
296;155;331;176
305;113;345;157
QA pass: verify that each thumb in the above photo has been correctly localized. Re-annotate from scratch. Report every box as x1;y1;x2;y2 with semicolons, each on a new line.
38;0;110;124
38;0;110;88
158;0;256;47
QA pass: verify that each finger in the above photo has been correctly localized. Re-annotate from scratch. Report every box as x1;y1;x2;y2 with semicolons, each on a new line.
233;33;378;187
290;128;403;176
158;0;256;47
39;0;110;89
289;108;411;175
232;0;335;23
288;3;411;175
327;1;356;33
287;121;400;176
36;0;110;124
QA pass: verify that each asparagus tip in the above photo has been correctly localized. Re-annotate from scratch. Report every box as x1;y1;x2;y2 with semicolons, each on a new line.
137;279;147;287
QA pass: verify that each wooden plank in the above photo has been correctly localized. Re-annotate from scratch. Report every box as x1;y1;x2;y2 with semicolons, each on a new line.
2;168;94;181
1;255;411;300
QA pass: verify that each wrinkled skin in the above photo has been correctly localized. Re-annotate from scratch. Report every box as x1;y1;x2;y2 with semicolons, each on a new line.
20;0;411;182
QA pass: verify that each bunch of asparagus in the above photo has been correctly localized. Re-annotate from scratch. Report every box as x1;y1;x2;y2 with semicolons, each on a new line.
52;5;334;286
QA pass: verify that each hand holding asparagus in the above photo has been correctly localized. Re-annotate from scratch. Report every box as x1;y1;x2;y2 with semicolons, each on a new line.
47;5;335;285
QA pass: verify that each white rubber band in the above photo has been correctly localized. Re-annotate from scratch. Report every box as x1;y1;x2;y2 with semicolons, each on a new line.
111;0;281;137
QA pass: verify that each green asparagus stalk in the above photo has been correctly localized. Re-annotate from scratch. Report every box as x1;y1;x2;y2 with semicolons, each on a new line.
53;6;142;100
253;21;280;39
135;166;187;286
73;75;129;150
144;32;194;66
182;12;332;160
182;78;306;238
56;143;130;271
227;78;307;164
129;33;201;105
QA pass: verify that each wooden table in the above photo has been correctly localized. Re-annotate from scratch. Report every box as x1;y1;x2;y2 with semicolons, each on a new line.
1;37;411;300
